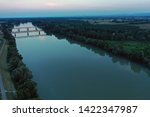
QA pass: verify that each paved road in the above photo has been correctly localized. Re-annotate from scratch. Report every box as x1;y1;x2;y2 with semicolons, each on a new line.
0;40;7;100
0;75;7;100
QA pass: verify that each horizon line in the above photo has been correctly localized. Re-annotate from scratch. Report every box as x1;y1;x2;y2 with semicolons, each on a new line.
0;15;150;19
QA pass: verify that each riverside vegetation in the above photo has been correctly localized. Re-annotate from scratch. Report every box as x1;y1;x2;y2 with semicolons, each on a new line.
1;17;150;100
33;18;150;68
1;23;38;99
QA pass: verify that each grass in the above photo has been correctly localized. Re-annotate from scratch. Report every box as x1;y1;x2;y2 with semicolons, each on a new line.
106;40;150;59
134;23;150;29
107;40;150;50
85;19;150;29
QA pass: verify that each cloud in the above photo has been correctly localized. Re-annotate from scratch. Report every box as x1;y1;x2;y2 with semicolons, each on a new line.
46;2;63;7
0;0;150;14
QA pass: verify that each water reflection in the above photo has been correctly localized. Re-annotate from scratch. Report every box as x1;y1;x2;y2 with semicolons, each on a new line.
56;36;150;77
15;22;150;78
15;22;150;99
12;23;46;38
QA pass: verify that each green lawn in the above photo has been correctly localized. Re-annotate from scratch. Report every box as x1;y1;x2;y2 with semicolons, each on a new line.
103;40;150;66
107;40;150;56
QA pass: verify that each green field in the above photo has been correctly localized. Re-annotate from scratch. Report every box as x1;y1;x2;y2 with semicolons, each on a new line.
107;41;150;55
105;40;150;61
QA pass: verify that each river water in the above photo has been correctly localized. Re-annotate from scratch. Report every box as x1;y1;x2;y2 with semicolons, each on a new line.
13;23;150;99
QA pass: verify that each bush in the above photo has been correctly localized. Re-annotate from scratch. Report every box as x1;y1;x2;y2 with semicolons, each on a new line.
17;80;38;100
2;24;39;100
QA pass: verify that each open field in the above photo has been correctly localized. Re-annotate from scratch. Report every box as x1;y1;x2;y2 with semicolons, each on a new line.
107;41;150;53
134;23;150;29
83;18;150;29
83;19;127;25
106;40;150;60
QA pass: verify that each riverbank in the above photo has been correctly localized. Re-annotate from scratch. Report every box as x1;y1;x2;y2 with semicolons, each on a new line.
14;22;150;99
0;37;3;99
1;23;39;100
33;20;150;69
0;40;16;99
0;36;16;99
0;39;8;100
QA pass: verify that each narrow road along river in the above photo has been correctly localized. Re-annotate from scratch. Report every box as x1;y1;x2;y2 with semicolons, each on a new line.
0;40;7;100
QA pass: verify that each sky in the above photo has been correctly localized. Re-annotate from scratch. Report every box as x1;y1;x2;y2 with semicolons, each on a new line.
0;0;150;18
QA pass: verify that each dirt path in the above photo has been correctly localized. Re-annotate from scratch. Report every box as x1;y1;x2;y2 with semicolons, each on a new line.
0;40;7;100
0;74;7;100
0;39;16;100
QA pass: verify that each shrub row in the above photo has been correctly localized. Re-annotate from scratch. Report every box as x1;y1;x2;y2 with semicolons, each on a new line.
2;24;39;100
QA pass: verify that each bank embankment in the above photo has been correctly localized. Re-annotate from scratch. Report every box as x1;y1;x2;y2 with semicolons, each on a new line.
33;21;150;69
1;24;39;100
0;39;16;99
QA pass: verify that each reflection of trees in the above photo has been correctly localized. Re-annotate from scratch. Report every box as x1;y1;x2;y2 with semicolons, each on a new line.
130;62;142;73
67;37;150;78
67;39;106;57
119;58;129;66
143;67;150;78
130;62;150;77
34;21;150;78
61;37;150;78
91;48;106;56
111;56;129;65
112;56;119;63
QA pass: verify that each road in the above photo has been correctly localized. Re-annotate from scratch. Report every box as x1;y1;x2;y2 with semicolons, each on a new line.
0;74;7;100
0;39;7;100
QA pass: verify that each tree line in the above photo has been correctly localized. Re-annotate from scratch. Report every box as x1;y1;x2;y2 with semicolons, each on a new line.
33;19;150;68
1;23;39;99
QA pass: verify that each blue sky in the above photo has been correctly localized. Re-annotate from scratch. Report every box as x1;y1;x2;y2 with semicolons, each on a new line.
0;0;150;18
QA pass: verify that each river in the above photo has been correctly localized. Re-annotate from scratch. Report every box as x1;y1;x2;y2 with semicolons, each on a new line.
13;22;150;100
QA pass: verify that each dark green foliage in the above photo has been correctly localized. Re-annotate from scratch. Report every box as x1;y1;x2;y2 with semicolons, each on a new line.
11;65;33;85
33;19;150;68
33;19;150;41
17;80;38;100
2;24;38;100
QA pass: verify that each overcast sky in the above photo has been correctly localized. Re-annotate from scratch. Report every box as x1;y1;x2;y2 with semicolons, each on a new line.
0;0;150;18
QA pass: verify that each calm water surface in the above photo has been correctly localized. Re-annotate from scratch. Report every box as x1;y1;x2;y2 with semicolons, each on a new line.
13;23;150;99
